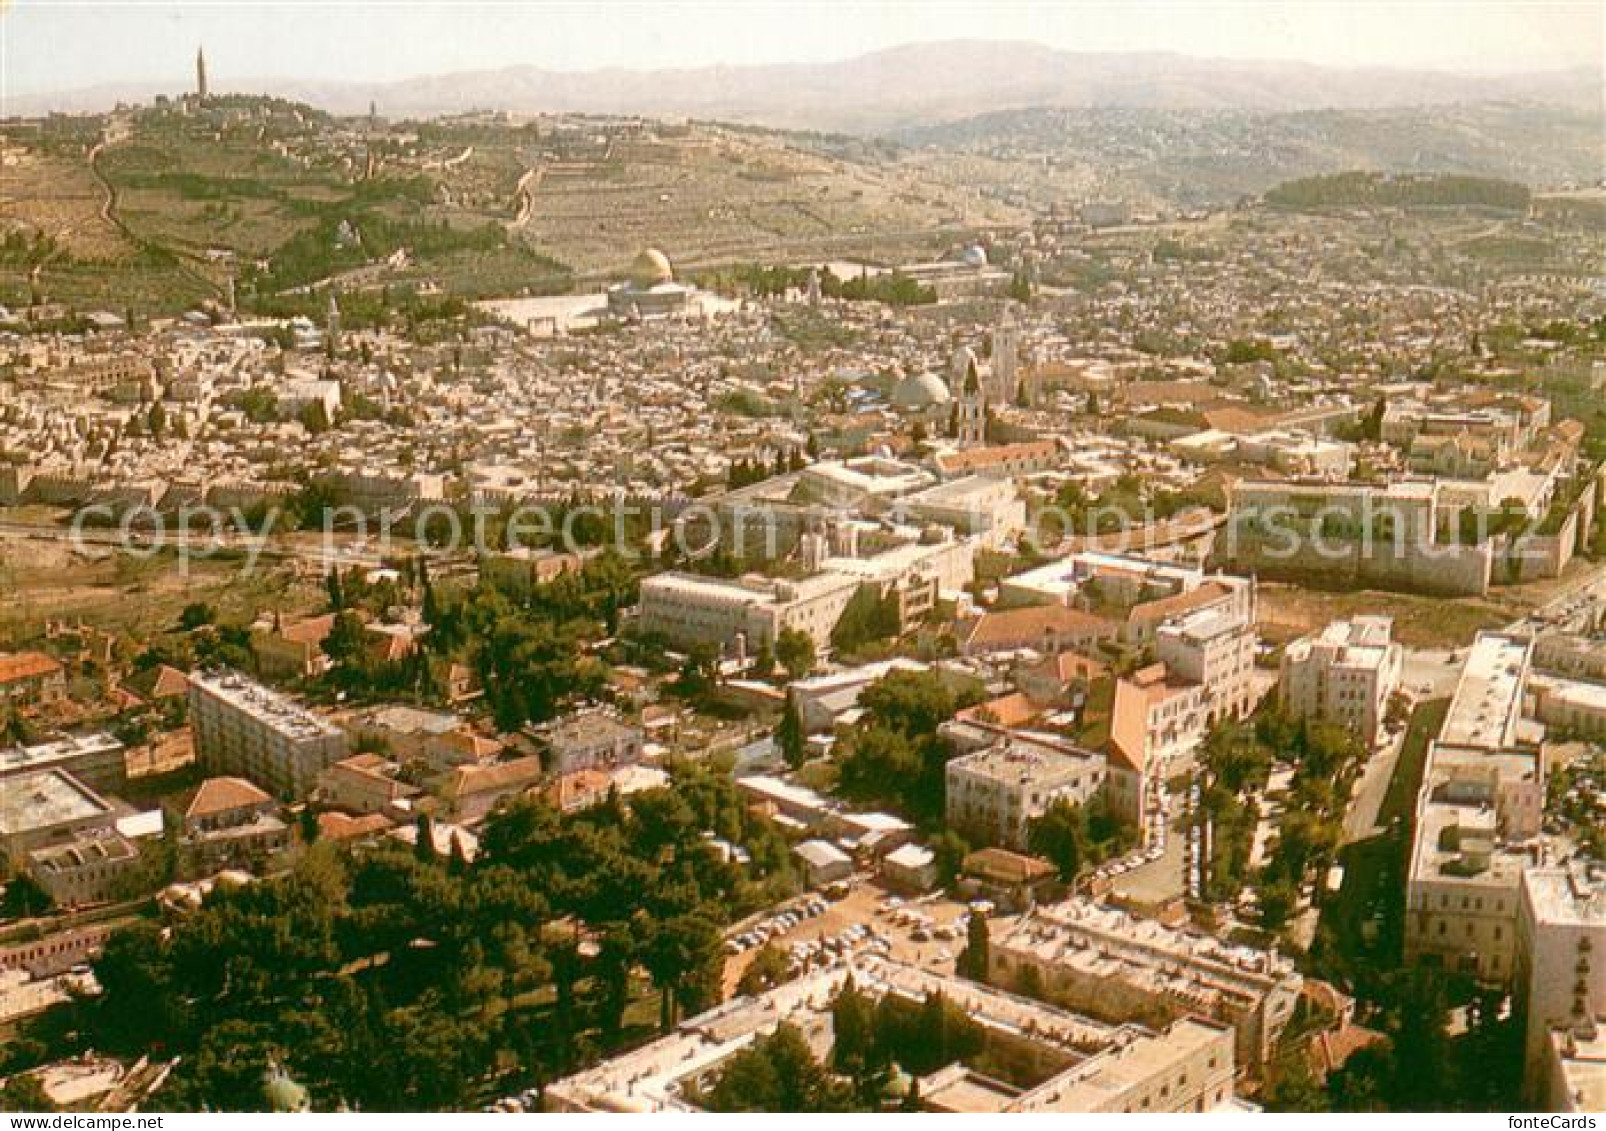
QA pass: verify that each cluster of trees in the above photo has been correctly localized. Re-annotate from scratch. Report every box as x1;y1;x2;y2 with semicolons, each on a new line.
64;763;795;1111
836;669;985;828
1026;796;1135;884
1151;239;1220;264
1199;712;1363;929
228;387;280;425
726;448;806;488
304;550;639;724
829;585;904;655
830;981;985;1097
833;271;937;307
132;613;254;675
250;209;503;296
695;1023;864;1112
1220;338;1280;365
424;557;635;730
1266;971;1522;1112
1043;475;1221;540
0;229;64;269
1265;171;1531;213
695;981;988;1113
693;264;935;306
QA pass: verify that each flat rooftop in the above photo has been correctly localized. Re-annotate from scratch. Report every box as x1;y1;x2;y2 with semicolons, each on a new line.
0;732;123;776
1552;1024;1606;1114
1438;632;1532;751
0;769;112;837
1524;864;1606;927
189;670;347;743
949;738;1101;786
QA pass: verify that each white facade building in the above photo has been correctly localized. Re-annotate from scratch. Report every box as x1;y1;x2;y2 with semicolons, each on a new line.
1279;615;1404;747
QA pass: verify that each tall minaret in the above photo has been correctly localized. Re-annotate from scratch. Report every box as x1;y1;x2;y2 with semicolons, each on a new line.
325;288;341;356
196;47;209;101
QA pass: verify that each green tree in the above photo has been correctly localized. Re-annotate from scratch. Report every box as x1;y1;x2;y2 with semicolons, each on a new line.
1263;1045;1329;1112
736;942;792;996
957;911;990;982
830;585;902;653
179;602;217;631
1389;968;1453;1110
776;694;807;769
0;1073;53;1112
775;627;816;680
1027;798;1084;883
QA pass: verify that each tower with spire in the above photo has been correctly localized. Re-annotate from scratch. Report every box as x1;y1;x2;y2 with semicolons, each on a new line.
952;346;986;447
195;47;208;102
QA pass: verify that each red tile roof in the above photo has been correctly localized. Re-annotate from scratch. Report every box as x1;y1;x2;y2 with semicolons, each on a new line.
0;652;62;685
185;776;272;820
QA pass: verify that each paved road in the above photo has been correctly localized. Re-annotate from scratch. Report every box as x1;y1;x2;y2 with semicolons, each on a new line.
1508;560;1606;637
1344;719;1409;844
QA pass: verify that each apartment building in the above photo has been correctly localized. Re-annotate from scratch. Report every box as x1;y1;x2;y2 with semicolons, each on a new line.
1108;665;1210;822
1514;864;1606;1108
1155;604;1257;723
187;670;348;800
991;899;1305;1070
1528;674;1606;739
318;753;420;816
1279;616;1404;747
0;769;139;908
788;658;930;733
1404;633;1545;984
945;735;1107;851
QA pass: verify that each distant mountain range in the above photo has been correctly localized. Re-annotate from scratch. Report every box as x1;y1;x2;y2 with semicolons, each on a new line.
13;40;1602;135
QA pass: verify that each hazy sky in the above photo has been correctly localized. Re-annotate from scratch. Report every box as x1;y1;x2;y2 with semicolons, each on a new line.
3;0;1601;97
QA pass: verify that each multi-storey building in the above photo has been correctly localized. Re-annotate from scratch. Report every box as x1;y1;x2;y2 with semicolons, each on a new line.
530;705;643;774
1515;864;1606;1109
0;768;139;908
187;670;348;800
638;570;861;655
1155;603;1257;723
545;956;1242;1113
991;899;1305;1070
945;735;1106;851
0;732;126;796
1405;633;1545;984
1279;615;1404;747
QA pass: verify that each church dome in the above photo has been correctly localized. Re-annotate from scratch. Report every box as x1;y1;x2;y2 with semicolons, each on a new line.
892;369;951;408
629;248;674;288
961;244;989;268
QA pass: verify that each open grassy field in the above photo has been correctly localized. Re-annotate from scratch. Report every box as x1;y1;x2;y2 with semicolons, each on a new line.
1256;582;1511;650
0;536;327;646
